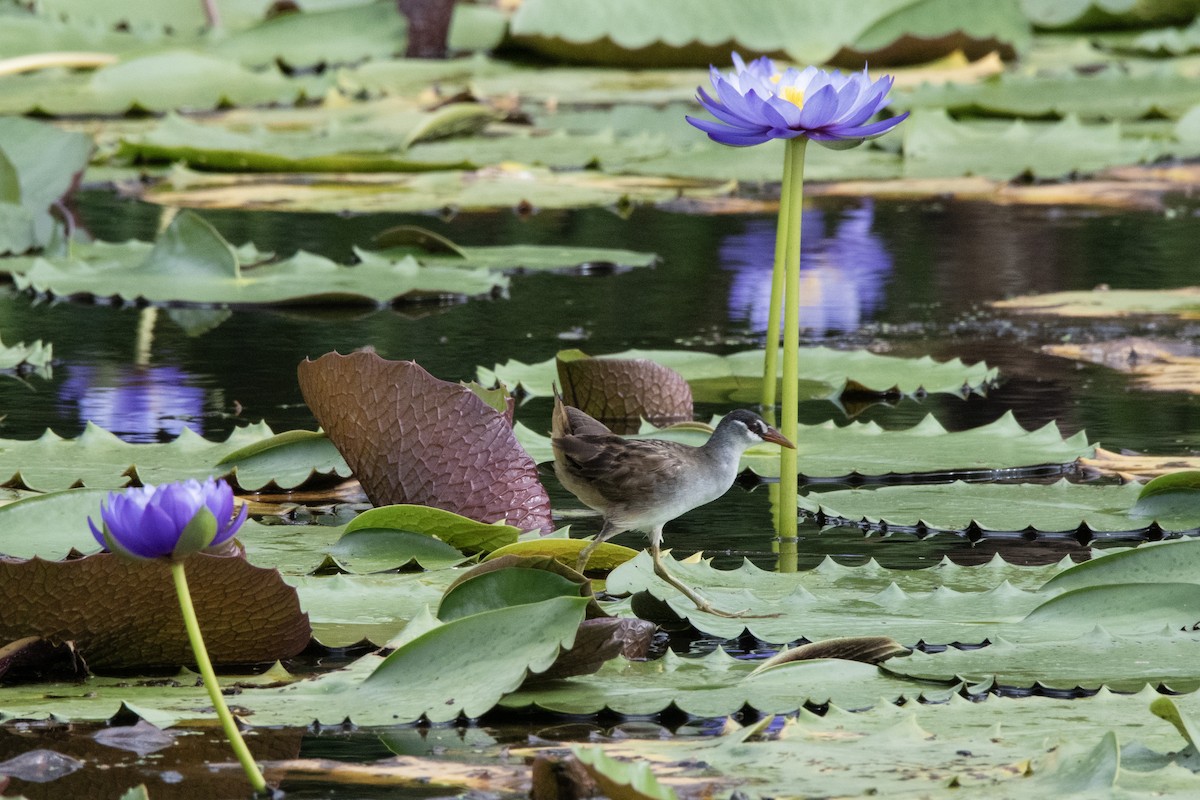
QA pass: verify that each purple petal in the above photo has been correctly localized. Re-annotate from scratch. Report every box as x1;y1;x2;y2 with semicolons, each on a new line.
88;515;106;549
797;84;838;129
213;502;249;546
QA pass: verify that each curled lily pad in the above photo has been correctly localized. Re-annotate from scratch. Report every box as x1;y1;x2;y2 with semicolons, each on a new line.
346;504;521;554
0;553;311;669
0;116;91;254
297;351;552;532
557;349;693;427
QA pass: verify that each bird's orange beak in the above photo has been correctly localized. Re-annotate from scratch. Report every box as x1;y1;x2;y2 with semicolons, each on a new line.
761;426;795;449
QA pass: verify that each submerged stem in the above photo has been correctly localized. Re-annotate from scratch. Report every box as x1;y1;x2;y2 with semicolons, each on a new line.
171;561;268;795
777;137;807;563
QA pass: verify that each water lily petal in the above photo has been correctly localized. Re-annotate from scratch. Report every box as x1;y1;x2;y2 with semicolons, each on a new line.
690;57;904;147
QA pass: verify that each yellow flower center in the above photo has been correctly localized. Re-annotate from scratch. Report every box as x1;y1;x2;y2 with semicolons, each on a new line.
770;73;805;108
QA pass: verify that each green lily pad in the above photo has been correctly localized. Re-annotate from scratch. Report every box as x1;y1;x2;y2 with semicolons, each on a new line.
597;693;1158;798
145;164;733;214
479;347;998;403
518;411;1091;480
0;50;321;115
508;0;1029;66
0;116;92;253
1019;0;1200;30
501;650;954;716
797;479;1192;535
1041;538;1200;592
899;67;1200;120
345;504;522;554
0;334;52;373
290;571;455;648
118;111;481;173
1128;16;1200;55
437;567;584;621
607;549;1200;645
572;746;678;800
0;421;326;493
902;110;1179;180
327;528;469;573
11;211;506;306
888;628;1200;690
993;286;1200;318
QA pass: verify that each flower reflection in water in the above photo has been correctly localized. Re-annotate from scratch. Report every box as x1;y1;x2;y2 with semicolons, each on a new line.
723;201;893;335
58;364;210;441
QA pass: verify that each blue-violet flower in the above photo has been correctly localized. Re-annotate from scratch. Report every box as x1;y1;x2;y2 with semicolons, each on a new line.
89;477;247;560
686;53;908;148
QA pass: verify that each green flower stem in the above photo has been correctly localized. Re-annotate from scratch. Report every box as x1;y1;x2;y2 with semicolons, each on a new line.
760;140;794;427
777;137;807;567
170;561;268;795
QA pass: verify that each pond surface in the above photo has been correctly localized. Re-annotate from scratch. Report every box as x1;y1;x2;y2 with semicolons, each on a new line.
2;190;1199;574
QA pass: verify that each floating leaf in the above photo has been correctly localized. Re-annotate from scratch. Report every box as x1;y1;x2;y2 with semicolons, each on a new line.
437;568;584;621
297;352;553;532
0;334;52;373
1041;538;1200;592
508;0;1028;66
1128;16;1200;55
1042;337;1200;394
291;572;452;648
900;67;1200;120
606;550;1200;645
485;538;641;571
888;628;1200;690
557;349;693;425
797;479;1193;536
144;163;734;214
118;113;472;173
345;504;521;554
0;116;91;253
327;528;469;573
902;110;1174;180
501;650;955;716
572;746;678;800
1082;447;1200;481
0;553;310;669
0;421;330;494
0;50;318;115
1019;0;1200;30
480;347;998;403
11;211;506;306
994;286;1200;318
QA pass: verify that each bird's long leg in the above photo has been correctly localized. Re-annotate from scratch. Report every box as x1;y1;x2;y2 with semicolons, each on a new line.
576;520;623;573
649;531;780;618
647;534;746;618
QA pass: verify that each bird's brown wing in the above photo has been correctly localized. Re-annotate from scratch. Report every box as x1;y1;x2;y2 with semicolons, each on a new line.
553;434;689;505
552;391;612;439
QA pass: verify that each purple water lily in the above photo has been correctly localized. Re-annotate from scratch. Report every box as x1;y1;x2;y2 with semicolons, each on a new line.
89;477;247;560
686;53;908;148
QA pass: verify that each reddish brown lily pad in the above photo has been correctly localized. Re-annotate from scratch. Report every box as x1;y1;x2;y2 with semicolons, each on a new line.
556;349;693;431
298;351;552;532
0;553;311;670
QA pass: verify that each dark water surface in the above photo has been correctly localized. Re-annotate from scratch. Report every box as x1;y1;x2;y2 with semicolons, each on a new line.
2;190;1199;571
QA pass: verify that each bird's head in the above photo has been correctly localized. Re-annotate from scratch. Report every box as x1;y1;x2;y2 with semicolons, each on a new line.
719;409;795;450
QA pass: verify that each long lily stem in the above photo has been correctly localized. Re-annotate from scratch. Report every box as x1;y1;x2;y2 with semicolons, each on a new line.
171;561;268;795
777;137;806;567
760;140;793;427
